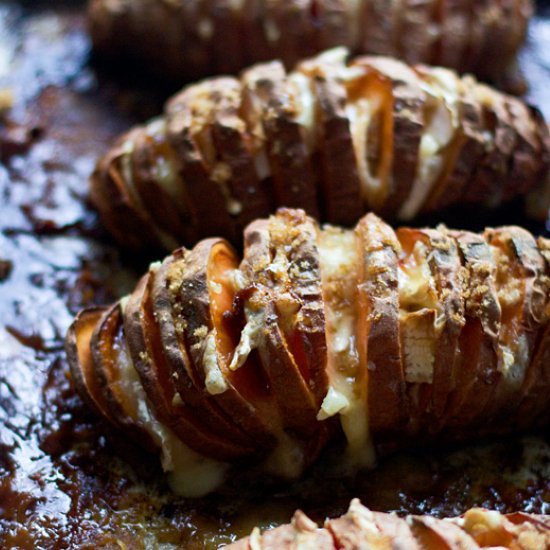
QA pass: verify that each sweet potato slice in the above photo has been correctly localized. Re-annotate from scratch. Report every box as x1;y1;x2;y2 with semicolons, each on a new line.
343;58;395;212
210;0;246;75
359;56;425;218
151;252;261;453
177;238;280;448
316;0;356;52
241;61;320;217
398;0;439;65
271;209;329;406
397;227;465;425
297;49;364;226
165;82;239;242
356;214;407;436
130;118;197;246
269;0;319;67
122;266;255;460
178;0;214;79
398;67;461;221
260;510;335;550
421;71;486;213
66;307;113;420
461;507;550;548
442;231;501;429
238;212;329;440
481;227;547;428
240;0;275;67
435;0;470;71
360;0;399;58
409;515;478;549
514;237;550;428
89;303;156;445
90;133;173;251
206;77;274;232
462;83;516;207
478;227;545;427
371;510;421;549
325;498;391;548
502;98;546;201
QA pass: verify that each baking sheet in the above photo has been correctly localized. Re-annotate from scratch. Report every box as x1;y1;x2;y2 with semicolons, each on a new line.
0;2;549;548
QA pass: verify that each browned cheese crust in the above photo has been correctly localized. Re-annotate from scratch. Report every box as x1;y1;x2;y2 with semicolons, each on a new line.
87;0;533;84
226;499;550;549
66;209;550;495
90;49;550;251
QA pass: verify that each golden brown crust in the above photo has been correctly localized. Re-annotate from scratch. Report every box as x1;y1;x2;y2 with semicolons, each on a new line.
91;50;549;251
66;209;550;494
356;213;408;434
242;61;321;217
443;231;501;428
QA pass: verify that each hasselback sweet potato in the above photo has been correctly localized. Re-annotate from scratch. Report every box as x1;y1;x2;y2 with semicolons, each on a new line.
88;0;533;84
66;209;550;497
226;499;550;549
91;49;550;251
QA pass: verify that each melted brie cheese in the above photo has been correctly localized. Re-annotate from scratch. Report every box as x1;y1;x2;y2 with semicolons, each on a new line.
113;333;227;497
397;240;440;384
398;71;459;221
229;305;266;371
346;98;375;207
317;226;373;467
203;330;228;395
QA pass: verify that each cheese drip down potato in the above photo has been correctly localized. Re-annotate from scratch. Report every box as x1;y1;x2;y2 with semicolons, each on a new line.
88;0;533;85
66;209;550;497
90;49;550;251
227;500;550;549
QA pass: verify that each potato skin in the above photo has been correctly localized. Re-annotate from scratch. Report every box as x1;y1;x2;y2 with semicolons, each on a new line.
90;50;550;252
66;209;550;494
88;0;532;84
226;500;550;549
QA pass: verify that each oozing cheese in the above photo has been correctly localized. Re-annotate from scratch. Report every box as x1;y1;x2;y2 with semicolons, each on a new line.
264;431;306;480
229;305;266;371
346;97;374;207
398;70;459;221
397;241;438;312
398;240;440;384
203;330;228;395
317;226;373;467
113;329;227;497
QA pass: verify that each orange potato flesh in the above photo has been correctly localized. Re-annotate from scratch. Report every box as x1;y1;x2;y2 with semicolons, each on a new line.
480;230;531;424
356;214;406;435
143;269;255;457
409;519;451;550
208;242;273;406
167;239;279;449
154;252;264;453
68;307;112;420
123;266;255;459
344;65;394;211
68;208;550;493
91;305;141;423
